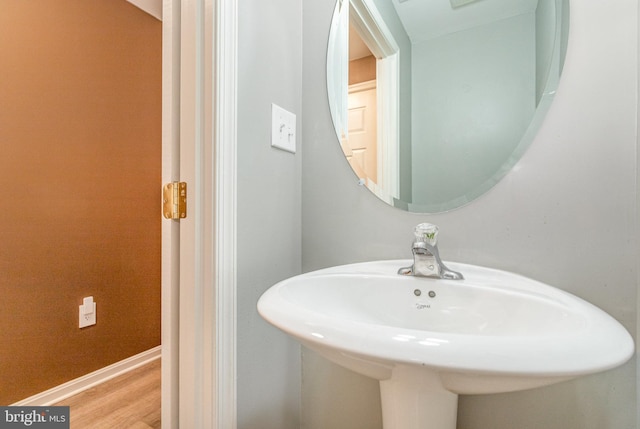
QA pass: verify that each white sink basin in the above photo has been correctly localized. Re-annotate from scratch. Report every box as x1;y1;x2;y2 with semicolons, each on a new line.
258;260;633;429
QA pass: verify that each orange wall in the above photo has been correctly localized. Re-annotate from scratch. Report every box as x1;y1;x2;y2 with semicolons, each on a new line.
0;0;161;404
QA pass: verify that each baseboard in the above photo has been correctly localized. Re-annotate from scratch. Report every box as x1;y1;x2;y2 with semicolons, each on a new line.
12;345;161;406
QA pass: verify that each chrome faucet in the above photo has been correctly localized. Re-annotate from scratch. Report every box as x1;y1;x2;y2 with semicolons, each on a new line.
398;223;464;280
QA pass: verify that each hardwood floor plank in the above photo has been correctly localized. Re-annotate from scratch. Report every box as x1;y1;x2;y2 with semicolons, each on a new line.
54;359;160;429
129;422;154;429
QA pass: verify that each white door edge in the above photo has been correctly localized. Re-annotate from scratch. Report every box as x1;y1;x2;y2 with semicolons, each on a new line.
161;0;181;427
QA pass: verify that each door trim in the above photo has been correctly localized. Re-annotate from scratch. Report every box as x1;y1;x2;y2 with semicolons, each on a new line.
162;0;238;427
212;0;238;426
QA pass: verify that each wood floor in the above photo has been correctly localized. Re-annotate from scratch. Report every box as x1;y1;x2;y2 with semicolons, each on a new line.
54;359;160;429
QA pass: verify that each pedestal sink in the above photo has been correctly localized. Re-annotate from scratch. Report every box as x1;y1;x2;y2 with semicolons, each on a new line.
257;260;634;429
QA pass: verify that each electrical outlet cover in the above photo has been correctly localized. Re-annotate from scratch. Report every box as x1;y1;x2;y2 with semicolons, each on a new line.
79;298;96;328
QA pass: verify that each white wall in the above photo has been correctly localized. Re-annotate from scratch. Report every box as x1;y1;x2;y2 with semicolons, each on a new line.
237;0;302;427
301;0;637;428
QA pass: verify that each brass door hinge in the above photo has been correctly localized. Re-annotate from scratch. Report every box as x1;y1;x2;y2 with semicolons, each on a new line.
163;182;187;220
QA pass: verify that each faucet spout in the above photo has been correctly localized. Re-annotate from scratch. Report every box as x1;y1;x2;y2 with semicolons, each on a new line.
398;223;463;280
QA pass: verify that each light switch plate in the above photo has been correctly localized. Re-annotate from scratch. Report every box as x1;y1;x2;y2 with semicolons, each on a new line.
271;103;296;153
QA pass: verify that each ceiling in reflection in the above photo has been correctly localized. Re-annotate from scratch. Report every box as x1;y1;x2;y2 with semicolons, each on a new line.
391;0;538;42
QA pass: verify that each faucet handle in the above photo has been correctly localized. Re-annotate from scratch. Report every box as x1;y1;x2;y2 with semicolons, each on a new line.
414;223;438;246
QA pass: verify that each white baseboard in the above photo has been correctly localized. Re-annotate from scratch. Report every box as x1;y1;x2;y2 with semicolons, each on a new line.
12;346;161;406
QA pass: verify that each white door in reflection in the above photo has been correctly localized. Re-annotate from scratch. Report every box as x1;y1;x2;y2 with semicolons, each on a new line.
344;80;378;186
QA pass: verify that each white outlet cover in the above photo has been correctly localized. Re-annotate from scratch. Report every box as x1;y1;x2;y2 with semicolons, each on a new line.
79;297;97;329
271;103;296;153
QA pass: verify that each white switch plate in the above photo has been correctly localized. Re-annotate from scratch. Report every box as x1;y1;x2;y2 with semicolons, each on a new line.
271;103;296;153
79;296;96;329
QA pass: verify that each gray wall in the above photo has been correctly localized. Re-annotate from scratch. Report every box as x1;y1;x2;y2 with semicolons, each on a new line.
237;0;302;427
411;12;535;208
302;1;637;428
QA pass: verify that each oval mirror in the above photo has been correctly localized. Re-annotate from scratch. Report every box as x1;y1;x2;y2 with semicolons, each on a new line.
327;0;569;213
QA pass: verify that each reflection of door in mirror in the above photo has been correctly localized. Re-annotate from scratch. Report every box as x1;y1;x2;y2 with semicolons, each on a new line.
344;32;378;186
327;0;402;203
350;2;401;203
346;80;378;185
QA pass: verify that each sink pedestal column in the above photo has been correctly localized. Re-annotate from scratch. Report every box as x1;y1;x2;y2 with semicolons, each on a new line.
379;366;458;429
